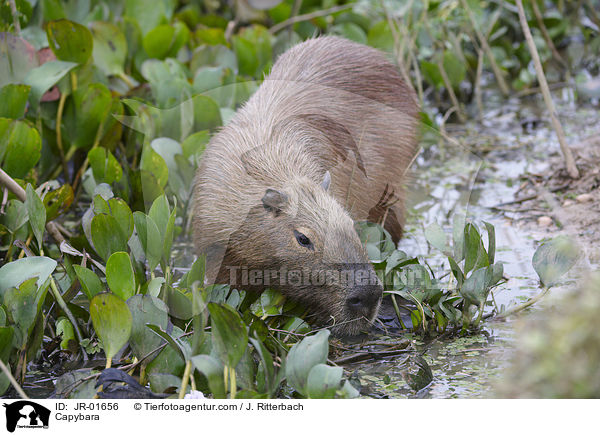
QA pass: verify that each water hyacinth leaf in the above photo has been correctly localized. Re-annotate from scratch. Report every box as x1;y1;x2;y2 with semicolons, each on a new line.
145;277;165;298
460;266;492;307
208;302;248;368
421;61;443;89
0;33;38;88
0;307;6;327
367;20;394;52
89;293;132;362
533;236;581;287
0;84;30;118
181;130;209;160
285;329;330;396
150;137;188;199
73;265;103;300
146;324;192;362
166;286;193;320
306;364;343;399
47;19;93;64
23;60;77;105
463;223;488;274
249;337;275;395
192;95;222;132
56;317;75;349
331;23;367;44
191;354;226;399
133;212;162;272
448;256;464;287
88;148;123;185
43;184;74;221
25;184;46;250
107;198;134;241
424;222;449;254
0;326;14;361
91;214;129;261
106;252;136;301
63;83;112;149
143;24;175;59
140;144;169;188
452;214;466;261
145;325;186;377
3;277;39;337
126;295;169;362
0;256;57;299
483;221;496;265
0;118;41;178
90;21;127;76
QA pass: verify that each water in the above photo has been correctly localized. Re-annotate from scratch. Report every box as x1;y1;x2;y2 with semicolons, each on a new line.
348;94;600;398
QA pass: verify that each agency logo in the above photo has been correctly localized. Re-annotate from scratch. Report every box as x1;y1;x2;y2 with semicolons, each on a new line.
3;401;50;432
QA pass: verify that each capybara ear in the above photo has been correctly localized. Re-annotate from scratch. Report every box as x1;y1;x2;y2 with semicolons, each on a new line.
321;171;331;191
262;188;288;214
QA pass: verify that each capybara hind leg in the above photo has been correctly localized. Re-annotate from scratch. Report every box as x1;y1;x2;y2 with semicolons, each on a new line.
383;205;404;245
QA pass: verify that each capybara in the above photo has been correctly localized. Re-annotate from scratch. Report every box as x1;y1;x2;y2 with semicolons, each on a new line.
192;36;418;335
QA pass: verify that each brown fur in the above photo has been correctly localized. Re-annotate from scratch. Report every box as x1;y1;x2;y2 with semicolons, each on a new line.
192;36;418;335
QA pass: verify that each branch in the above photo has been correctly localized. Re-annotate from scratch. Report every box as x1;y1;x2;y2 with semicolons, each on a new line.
0;168;66;245
515;0;580;179
269;4;352;34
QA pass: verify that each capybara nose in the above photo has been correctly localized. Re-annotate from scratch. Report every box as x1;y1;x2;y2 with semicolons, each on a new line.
346;286;382;314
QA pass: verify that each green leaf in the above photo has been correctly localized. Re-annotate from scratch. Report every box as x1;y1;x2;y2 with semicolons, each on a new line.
208;302;248;368
43;184;74;221
307;364;343;399
443;51;466;89
0;118;41;178
0;84;30;118
73;265;103;300
460;266;491;307
367;20;394;52
126;294;169;362
285;330;330;396
0;33;38;88
25;184;46;250
106;252;136;300
23;60;77;105
89;293;132;362
3;277;39;337
146;323;192;362
143;24;175;59
463;223;488;274
181;130;209;160
47;19;93;64
63;83;112;149
90;21;127;76
483;221;496;265
88;147;123;185
532;236;581;287
424;222;449;254
165;286;193;320
331;23;367;44
0;326;15;361
249;337;276;396
191;354;226;399
140;144;169;188
192;95;222;132
0;256;57;300
421;61;443;89
56;317;75;349
91;214;129;261
133;212;162;272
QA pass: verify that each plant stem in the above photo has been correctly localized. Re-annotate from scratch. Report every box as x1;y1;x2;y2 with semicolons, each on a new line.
8;0;21;34
0;359;28;399
229;366;236;399
55;91;70;182
178;360;192;399
49;277;88;360
494;286;550;319
390;294;407;329
531;0;567;68
515;0;579;179
461;0;509;96
437;57;466;123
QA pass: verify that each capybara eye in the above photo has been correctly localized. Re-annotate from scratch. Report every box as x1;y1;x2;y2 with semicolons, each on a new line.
293;230;313;250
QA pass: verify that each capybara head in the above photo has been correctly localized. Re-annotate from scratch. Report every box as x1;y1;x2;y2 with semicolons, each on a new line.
229;172;383;336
